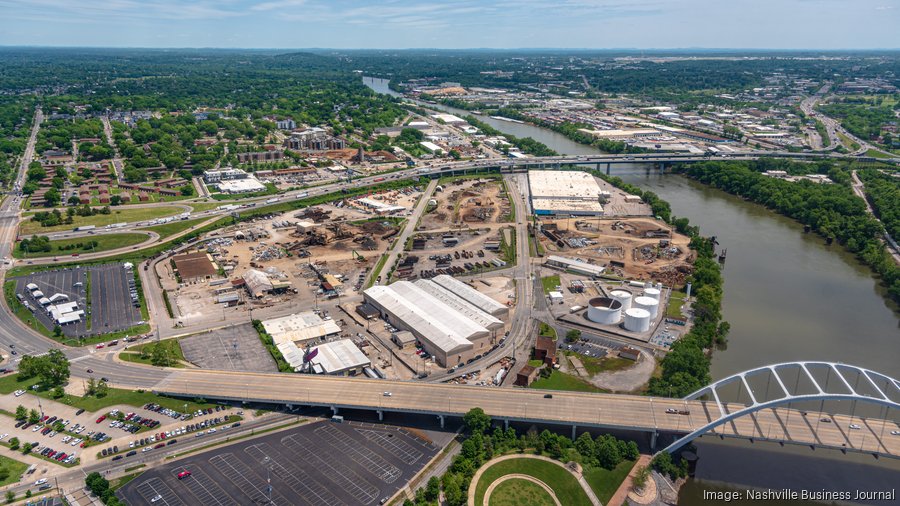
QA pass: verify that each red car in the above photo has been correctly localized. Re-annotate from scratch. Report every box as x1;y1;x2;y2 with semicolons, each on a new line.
96;415;106;423
95;344;104;349
177;471;191;480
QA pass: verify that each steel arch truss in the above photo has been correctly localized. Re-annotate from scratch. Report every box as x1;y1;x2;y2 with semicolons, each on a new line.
661;361;900;454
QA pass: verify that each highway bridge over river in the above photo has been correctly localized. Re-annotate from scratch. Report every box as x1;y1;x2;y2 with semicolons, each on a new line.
152;361;900;458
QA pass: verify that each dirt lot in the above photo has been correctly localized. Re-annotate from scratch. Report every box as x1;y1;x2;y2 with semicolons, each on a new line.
419;177;511;231
538;216;693;286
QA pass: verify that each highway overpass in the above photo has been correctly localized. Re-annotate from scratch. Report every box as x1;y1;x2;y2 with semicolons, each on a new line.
152;367;900;457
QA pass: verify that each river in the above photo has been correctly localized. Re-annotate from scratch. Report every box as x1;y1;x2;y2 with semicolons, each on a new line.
363;77;900;503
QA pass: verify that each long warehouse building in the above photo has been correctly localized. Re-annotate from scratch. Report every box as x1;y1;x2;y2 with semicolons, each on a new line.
364;279;500;367
414;279;504;332
528;170;605;216
431;274;509;318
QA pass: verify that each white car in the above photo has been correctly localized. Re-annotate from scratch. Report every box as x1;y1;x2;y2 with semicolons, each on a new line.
34;478;47;486
14;390;25;397
129;442;135;448
891;430;900;436
32;425;42;432
849;424;861;430
0;434;7;440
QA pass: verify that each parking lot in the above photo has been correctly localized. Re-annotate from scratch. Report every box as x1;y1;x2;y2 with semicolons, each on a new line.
179;323;278;372
11;263;142;338
119;420;440;506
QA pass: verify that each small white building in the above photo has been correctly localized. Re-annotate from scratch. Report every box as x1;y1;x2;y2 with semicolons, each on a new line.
307;339;371;376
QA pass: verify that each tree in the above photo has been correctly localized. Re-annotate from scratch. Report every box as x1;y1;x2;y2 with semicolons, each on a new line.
22;442;32;454
54;325;63;337
14;405;26;420
595;435;622;470
5;490;13;504
8;437;19;451
27;409;39;424
425;476;440;502
442;473;463;506
39;349;71;387
575;432;596;463
96;380;109;398
463;407;491;435
632;465;651;492
565;329;582;343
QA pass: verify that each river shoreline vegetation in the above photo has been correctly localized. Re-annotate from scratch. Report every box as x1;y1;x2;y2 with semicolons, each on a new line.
678;160;900;306
586;170;727;398
462;115;558;156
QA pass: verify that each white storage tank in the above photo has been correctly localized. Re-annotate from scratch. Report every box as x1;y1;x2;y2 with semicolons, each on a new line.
644;287;661;301
587;297;622;325
624;308;651;332
610;290;633;311
633;295;659;319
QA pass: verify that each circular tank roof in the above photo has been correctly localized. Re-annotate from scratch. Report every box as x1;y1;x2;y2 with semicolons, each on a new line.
588;297;621;310
633;296;659;306
625;307;650;318
610;289;632;297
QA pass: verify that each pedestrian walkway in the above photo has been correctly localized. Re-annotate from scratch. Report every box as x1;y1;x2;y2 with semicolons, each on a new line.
607;454;652;506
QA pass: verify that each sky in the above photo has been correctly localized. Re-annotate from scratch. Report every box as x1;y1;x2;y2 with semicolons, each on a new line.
0;0;898;50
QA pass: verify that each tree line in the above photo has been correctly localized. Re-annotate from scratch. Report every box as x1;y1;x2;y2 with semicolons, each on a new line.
680;160;900;304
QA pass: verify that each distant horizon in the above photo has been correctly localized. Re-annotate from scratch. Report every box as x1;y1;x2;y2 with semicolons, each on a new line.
2;45;900;53
1;0;897;50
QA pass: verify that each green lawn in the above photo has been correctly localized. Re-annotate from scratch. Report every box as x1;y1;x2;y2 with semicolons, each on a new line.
666;291;686;318
488;478;555;506
187;202;224;212
837;131;861;151
530;370;606;393
139;217;209;240
19;206;184;234
583;460;636;505
0;372;40;394
538;322;557;340
14;233;148;259
528;359;544;368
0;455;29;487
864;148;893;159
35;386;215;413
118;339;187;368
541;275;560;295
576;354;634;375
474;458;592;506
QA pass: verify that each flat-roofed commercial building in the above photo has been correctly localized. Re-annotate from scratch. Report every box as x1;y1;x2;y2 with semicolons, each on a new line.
307;339;371;375
528;170;604;216
262;311;342;347
364;281;496;367
545;255;606;277
413;279;504;332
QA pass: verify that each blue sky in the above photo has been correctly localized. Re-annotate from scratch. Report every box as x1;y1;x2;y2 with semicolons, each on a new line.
0;0;898;49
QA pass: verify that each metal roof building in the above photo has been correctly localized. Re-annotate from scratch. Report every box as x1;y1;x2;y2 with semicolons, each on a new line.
242;269;273;298
364;283;483;366
262;311;342;346
528;170;604;216
414;279;504;331
545;255;606;277
431;274;509;318
308;339;371;376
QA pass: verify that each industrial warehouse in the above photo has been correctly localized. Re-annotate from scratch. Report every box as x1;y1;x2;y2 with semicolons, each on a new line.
363;275;509;367
528;170;606;216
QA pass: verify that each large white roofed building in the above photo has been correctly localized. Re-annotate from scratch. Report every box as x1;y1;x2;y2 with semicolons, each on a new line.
431;274;509;318
528;170;604;216
363;281;495;367
262;311;342;346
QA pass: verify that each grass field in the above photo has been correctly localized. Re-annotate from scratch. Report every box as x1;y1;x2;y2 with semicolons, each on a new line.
187;202;224;212
0;455;29;487
541;275;560;294
666;291;685;318
530;370;606;393
119;339;186;368
139;217;209;240
837;131;861;151
538;322;557;340
576;354;633;376
583;460;636;504
19;206;184;234
864;148;894;159
13;233;148;259
474;458;591;506
488;478;555;506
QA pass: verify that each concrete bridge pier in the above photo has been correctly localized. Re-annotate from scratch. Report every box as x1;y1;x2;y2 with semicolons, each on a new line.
438;415;445;429
571;425;577;440
377;410;383;421
331;406;339;416
606;163;611;175
650;431;658;450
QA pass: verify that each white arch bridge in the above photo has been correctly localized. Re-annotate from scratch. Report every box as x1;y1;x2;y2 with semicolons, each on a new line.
660;361;900;456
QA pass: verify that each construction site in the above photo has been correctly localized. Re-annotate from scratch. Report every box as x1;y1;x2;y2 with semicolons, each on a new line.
536;216;693;286
418;177;513;231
